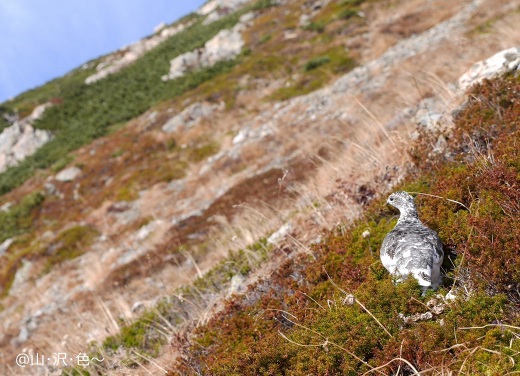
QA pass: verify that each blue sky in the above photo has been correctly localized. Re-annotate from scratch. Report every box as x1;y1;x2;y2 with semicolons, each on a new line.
0;0;207;103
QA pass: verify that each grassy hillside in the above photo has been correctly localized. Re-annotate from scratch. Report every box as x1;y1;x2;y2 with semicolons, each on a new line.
167;73;520;374
62;71;520;376
0;0;367;195
0;12;241;195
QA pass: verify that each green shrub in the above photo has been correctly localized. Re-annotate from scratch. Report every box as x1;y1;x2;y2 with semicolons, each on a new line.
259;33;272;44
0;191;45;243
304;55;331;71
303;21;326;33
43;225;100;270
339;0;366;6
187;142;220;163
251;0;278;11
338;8;360;19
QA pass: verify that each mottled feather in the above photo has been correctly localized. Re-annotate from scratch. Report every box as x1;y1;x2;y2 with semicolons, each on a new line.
380;191;444;288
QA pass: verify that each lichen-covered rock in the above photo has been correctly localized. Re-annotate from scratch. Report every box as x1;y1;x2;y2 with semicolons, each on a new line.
162;13;253;81
0;238;14;256
197;0;251;16
0;103;53;173
0;123;53;173
458;47;520;92
162;102;217;133
55;166;82;182
85;22;191;84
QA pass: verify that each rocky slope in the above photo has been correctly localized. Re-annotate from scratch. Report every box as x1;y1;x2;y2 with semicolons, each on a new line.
0;0;519;374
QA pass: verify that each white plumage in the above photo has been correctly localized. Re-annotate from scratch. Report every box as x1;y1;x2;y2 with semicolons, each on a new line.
380;191;444;289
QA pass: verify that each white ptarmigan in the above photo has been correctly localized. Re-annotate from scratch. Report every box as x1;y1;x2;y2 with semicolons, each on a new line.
380;191;444;289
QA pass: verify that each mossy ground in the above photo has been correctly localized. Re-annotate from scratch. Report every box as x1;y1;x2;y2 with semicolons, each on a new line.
170;73;520;374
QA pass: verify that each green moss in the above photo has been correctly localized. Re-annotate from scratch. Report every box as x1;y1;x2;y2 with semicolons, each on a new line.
114;186;138;202
338;8;361;19
110;149;125;158
103;309;164;366
42;225;99;271
186;141;220;163
259;34;272;44
304;55;331;71
190;238;270;292
303;21;326;33
270;49;356;101
0;191;45;243
251;0;278;11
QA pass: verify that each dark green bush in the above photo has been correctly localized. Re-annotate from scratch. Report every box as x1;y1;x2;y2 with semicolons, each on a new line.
338;8;360;19
0;191;44;243
304;55;331;71
303;21;326;33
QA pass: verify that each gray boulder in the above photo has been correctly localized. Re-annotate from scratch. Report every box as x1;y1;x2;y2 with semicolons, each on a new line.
55;166;82;182
162;102;216;133
459;47;520;92
0;123;52;173
162;13;253;81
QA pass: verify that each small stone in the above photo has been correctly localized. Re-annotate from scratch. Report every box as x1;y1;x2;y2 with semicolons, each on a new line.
55;166;81;182
267;223;292;245
343;294;355;305
445;289;458;301
0;238;14;256
431;304;446;315
299;14;311;27
433;134;448;154
131;301;145;314
0;202;12;212
44;182;58;195
228;274;247;295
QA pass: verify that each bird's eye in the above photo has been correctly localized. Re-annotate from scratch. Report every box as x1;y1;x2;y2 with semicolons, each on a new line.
389;197;393;201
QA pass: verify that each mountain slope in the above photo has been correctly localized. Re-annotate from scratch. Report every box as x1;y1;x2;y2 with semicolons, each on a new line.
0;0;519;374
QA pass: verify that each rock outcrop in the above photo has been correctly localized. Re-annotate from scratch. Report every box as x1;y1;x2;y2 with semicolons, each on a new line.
458;47;520;92
54;166;82;182
0;104;53;173
161;13;254;81
84;0;256;85
162;101;220;133
198;0;252;24
85;22;192;85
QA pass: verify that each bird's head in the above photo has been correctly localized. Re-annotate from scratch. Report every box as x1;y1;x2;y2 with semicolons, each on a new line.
387;191;417;214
